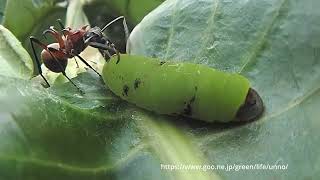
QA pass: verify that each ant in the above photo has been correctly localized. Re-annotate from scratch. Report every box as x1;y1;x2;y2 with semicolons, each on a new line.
30;16;129;92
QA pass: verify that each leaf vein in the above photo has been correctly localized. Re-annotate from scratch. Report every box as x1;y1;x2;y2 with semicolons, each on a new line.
163;0;179;60
239;0;289;73
195;0;220;63
0;143;146;174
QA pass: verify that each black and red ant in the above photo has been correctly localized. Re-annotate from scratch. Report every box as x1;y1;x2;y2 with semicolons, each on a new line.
30;16;129;92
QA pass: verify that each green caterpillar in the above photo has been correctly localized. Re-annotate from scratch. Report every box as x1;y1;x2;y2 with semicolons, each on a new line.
102;54;264;123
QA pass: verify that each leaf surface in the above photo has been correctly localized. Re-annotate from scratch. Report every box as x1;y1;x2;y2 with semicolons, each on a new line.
127;0;320;179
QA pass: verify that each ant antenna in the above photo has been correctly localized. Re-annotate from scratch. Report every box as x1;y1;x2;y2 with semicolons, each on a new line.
101;16;129;43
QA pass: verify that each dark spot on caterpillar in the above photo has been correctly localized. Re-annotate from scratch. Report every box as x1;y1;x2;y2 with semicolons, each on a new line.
183;95;196;116
151;53;157;58
134;78;141;89
116;56;120;64
159;61;166;65
122;85;129;96
184;104;192;115
195;86;198;91
190;95;196;103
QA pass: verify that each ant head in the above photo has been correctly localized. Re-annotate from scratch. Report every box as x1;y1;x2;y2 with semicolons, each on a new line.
83;27;103;44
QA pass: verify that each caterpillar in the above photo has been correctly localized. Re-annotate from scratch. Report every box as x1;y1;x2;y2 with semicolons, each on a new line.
102;54;264;123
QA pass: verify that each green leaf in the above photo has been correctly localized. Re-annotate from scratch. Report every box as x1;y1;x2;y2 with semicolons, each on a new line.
2;0;66;76
1;0;319;179
0;25;33;78
0;0;218;179
0;71;219;179
0;0;6;22
128;0;320;179
2;0;64;41
96;0;165;24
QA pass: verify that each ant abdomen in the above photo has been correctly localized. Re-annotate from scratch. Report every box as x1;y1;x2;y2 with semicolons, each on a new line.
41;43;68;73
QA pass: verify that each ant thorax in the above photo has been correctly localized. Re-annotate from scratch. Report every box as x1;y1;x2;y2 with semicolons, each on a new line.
63;26;89;57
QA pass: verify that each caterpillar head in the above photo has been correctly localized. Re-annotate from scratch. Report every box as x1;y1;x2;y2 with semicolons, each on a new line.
236;88;264;122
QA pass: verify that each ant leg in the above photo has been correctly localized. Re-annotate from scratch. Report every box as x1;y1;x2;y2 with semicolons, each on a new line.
56;19;69;38
29;39;81;92
88;42;120;63
97;48;112;62
109;43;120;63
56;19;65;29
102;49;112;61
29;37;50;87
61;71;83;94
101;16;129;43
105;50;112;59
45;48;83;93
56;19;67;38
47;49;83;93
31;38;67;75
73;57;79;68
46;47;69;72
75;55;102;77
42;28;65;49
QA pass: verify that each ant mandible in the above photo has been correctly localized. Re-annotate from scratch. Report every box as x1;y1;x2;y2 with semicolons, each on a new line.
30;16;129;92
